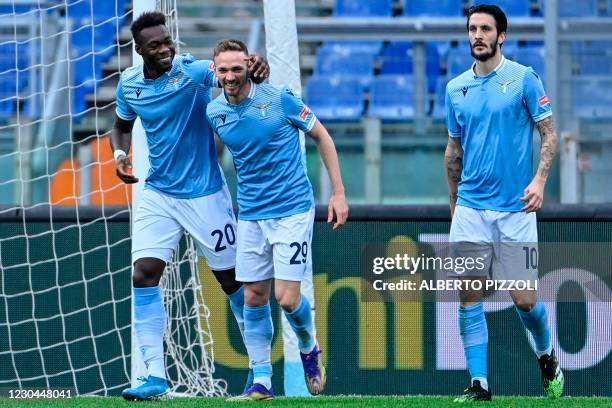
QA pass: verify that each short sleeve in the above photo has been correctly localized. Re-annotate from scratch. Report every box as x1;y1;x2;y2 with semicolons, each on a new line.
523;68;552;122
445;85;461;138
280;87;316;132
115;77;136;121
181;53;219;88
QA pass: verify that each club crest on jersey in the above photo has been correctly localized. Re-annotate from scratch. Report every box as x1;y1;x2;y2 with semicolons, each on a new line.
497;79;515;93
169;73;183;88
254;102;271;117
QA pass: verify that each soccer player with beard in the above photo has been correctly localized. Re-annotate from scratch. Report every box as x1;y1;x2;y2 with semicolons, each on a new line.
207;39;348;401
444;4;563;402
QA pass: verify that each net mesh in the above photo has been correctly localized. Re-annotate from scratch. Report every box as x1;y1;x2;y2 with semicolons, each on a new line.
0;0;224;396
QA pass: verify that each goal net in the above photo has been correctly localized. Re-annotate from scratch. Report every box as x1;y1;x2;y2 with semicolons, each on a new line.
0;0;224;396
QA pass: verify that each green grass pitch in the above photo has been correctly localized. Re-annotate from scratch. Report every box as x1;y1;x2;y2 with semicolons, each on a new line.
1;396;611;407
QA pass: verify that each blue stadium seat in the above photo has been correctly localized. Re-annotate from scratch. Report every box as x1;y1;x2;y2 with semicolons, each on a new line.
572;78;612;118
446;48;473;77
557;0;598;17
381;43;413;75
305;76;364;121
319;41;383;58
315;47;374;88
334;0;393;16
514;47;546;81
432;76;450;119
473;0;531;16
368;75;415;121
403;0;463;16
380;42;442;92
501;40;518;59
67;0;126;22
575;55;612;75
0;94;15;118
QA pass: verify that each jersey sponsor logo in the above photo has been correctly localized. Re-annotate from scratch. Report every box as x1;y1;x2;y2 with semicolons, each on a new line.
135;88;142;98
299;105;311;120
539;95;550;106
220;113;227;124
496;79;515;94
254;102;271;117
461;87;468;96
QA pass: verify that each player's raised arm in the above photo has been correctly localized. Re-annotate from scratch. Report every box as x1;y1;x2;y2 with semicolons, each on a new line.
520;116;558;212
307;119;348;230
110;114;138;184
444;136;463;218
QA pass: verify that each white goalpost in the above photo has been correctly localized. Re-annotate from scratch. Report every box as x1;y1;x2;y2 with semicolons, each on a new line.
0;0;223;396
263;0;319;396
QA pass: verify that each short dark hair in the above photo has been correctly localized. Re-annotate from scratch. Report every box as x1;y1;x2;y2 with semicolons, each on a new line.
131;11;166;45
213;39;249;58
466;4;508;34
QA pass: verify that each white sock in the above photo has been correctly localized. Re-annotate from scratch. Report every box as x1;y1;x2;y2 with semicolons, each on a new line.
254;376;272;390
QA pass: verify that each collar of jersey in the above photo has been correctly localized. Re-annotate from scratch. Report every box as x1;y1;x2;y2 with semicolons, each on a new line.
471;55;506;79
222;79;256;106
141;57;179;83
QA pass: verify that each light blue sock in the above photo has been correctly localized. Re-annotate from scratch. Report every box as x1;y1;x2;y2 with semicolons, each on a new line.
283;296;316;354
459;302;488;390
244;303;273;390
133;286;166;379
516;301;552;358
227;285;245;338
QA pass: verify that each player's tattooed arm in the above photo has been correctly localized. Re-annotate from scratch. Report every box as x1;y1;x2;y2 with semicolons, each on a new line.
444;136;463;218
110;115;138;184
521;116;558;212
535;116;558;180
246;55;269;83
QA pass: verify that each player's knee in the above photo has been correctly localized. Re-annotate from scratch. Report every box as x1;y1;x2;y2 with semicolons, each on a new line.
212;268;242;295
244;285;268;306
132;258;165;288
513;298;536;312
276;292;300;312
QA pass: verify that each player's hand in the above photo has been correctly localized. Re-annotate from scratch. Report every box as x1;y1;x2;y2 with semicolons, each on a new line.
115;155;139;184
520;176;545;213
327;192;348;230
246;55;269;83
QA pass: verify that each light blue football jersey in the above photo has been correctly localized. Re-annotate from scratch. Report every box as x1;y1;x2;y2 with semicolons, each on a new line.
207;82;315;220
115;53;223;198
446;56;552;212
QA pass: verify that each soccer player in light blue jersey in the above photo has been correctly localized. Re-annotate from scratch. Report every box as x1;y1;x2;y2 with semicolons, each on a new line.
109;12;269;401
444;4;563;402
207;39;348;401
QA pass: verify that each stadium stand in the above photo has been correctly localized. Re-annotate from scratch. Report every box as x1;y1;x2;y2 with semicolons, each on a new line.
305;76;364;121
333;0;393;17
473;0;531;16
402;0;464;16
368;75;415;121
314;47;375;88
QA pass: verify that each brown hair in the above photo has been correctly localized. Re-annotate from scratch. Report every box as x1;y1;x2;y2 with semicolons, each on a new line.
213;39;249;58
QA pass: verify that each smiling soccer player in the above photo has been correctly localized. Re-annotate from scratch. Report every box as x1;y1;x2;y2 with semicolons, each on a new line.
207;39;348;401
